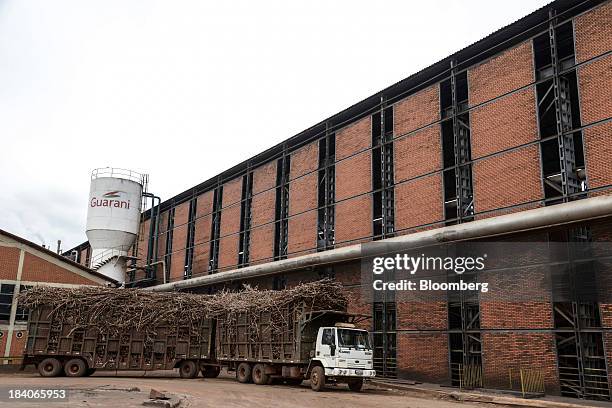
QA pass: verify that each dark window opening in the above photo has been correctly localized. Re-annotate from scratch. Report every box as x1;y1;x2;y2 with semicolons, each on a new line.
274;156;290;260
238;172;253;267
183;198;197;279
372;107;395;240
317;132;335;251
272;275;287;290
15;285;31;322
208;186;223;273
164;207;175;281
0;284;14;322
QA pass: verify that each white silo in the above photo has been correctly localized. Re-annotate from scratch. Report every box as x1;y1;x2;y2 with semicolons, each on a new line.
86;168;146;282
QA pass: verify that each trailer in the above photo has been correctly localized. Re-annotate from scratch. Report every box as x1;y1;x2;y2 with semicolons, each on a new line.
23;305;214;379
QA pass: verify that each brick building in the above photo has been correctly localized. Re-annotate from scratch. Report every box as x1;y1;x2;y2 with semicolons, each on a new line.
67;0;612;400
0;229;114;365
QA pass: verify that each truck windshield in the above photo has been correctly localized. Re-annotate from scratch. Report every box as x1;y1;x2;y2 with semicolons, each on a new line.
337;329;371;350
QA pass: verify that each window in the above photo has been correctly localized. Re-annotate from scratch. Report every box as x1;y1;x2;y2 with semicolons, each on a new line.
0;284;15;322
15;285;31;322
322;328;335;346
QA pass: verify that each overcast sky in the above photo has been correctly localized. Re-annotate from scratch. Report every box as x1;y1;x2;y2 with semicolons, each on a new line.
0;0;550;250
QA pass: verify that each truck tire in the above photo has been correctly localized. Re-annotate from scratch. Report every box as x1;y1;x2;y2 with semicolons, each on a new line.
236;363;252;383
38;358;62;377
348;378;364;392
310;366;326;392
252;364;269;385
64;358;87;377
202;365;221;378
179;360;198;379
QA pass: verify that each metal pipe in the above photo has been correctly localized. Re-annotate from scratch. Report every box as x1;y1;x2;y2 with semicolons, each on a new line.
147;195;612;292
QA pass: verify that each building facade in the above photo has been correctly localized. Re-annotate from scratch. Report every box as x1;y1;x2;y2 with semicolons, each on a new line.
0;230;113;365
67;0;612;400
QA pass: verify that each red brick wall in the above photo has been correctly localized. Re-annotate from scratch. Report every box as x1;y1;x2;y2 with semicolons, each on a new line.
9;330;26;359
395;173;444;232
482;332;559;392
335;150;372;246
136;219;150;262
583;121;612;191
250;185;276;264
397;302;447;330
336;116;371;160
578;54;612;126
574;2;612;63
157;210;169;260
218;205;241;270
21;253;97;285
335;151;371;201
335;195;372;246
468;41;534;107
397;333;449;382
394;126;442;183
470;87;538;159
218;235;239;270
252;161;277;194
289;173;318;215
250;224;275;264
472;145;543;215
287;211;317;257
394;85;440;135
0;247;19;280
222;177;243;208
288;142;318;256
290;142;318;179
191;191;214;276
169;201;190;282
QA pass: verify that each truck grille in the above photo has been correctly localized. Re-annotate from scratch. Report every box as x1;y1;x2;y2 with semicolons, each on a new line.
348;360;366;369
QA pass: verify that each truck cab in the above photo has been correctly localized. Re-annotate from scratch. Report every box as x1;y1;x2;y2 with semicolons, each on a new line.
309;323;376;391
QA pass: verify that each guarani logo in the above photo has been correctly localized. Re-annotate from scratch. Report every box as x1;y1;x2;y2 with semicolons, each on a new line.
103;191;122;198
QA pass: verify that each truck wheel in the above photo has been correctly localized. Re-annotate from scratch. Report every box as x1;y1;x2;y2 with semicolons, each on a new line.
252;364;269;385
38;358;62;377
179;360;198;379
202;365;221;378
310;366;326;391
348;378;364;392
236;363;252;383
64;358;87;377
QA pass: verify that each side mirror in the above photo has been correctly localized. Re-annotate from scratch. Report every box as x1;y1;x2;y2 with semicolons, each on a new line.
330;344;336;356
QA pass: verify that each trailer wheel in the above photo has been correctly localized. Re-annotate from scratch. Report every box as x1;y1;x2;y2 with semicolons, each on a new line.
236;363;252;383
179;360;198;379
202;365;221;378
310;366;326;392
64;358;87;377
252;364;269;385
38;358;62;377
348;378;363;392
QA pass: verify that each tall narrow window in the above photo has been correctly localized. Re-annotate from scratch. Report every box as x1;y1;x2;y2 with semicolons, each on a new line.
274;155;290;260
534;19;586;204
238;172;253;267
208;186;223;273
183;197;197;279
440;66;473;224
372;106;395;240
163;207;175;283
317;129;335;251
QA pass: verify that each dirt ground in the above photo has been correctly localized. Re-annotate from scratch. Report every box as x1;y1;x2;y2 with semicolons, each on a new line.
0;370;506;408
